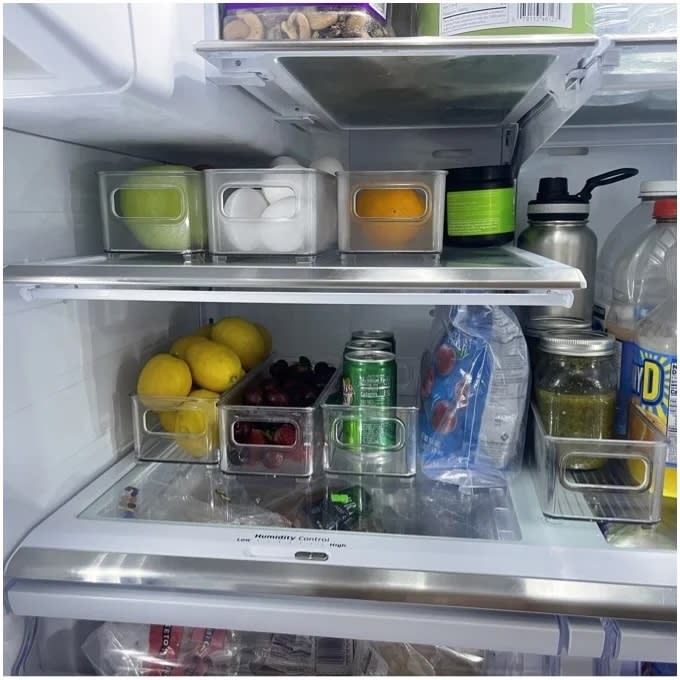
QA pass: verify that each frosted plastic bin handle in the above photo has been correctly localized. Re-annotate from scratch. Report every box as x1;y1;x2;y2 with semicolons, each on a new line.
142;409;206;439
559;452;651;492
230;419;299;448
352;185;430;221
331;414;406;453
111;185;186;221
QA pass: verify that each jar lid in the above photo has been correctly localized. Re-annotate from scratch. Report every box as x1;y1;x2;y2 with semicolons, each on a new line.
524;317;592;338
447;165;514;185
640;180;676;198
654;198;677;219
539;332;616;357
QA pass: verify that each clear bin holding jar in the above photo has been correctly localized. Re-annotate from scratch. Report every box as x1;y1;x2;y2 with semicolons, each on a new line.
534;332;617;470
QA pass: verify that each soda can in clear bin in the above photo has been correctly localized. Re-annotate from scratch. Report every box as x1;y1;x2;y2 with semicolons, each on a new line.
342;350;397;450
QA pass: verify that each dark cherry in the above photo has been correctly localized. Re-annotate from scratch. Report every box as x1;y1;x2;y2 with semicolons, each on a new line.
273;423;297;446
270;359;289;378
265;389;289;407
263;450;285;469
244;386;264;406
233;421;252;443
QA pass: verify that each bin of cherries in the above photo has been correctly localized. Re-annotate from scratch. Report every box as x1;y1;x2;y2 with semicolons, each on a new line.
221;357;337;477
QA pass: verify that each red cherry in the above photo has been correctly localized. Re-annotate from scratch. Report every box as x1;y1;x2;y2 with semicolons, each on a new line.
285;440;307;463
273;423;297;446
247;429;268;446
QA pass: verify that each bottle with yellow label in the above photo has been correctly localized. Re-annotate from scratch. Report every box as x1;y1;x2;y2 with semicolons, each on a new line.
628;254;677;498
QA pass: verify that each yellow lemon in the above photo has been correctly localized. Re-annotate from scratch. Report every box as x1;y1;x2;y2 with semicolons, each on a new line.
158;410;177;432
174;388;219;458
169;335;210;360
211;317;267;370
137;353;192;398
185;340;242;393
192;321;214;339
254;323;273;358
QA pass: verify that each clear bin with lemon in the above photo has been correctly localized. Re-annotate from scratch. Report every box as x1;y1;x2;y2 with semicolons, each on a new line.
132;317;271;465
338;171;447;254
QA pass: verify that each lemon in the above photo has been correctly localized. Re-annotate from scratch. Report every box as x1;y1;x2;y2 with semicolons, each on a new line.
158;410;178;433
211;317;267;370
192;321;214;339
169;335;210;360
174;389;219;458
185;340;242;393
254;323;273;358
137;353;192;398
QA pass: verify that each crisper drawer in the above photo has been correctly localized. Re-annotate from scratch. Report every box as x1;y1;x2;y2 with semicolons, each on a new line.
531;404;667;523
205;169;337;257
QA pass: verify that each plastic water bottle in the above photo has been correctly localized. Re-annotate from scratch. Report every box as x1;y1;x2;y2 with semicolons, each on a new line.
593;180;676;331
628;249;677;498
606;198;677;436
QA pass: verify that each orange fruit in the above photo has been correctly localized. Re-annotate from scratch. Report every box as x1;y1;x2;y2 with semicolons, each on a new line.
355;188;427;249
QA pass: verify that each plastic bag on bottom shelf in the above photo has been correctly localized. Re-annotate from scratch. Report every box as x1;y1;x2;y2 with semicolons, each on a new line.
82;624;355;676
418;306;529;488
81;622;240;675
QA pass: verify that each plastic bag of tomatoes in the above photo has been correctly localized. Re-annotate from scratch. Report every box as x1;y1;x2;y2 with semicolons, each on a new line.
418;306;529;488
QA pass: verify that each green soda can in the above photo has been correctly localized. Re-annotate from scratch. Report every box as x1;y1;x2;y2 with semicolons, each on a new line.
344;338;392;356
342;350;397;451
350;330;396;355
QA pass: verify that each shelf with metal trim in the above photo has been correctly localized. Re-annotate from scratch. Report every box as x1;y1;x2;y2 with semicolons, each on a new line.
3;247;585;306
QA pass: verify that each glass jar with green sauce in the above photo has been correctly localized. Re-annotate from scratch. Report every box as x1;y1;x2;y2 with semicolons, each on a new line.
524;317;592;370
535;332;617;470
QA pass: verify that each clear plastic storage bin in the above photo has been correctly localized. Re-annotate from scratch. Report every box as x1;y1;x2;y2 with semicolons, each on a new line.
531;404;667;523
338;170;447;253
322;388;418;478
219;5;393;40
204;168;337;259
131;394;221;466
219;358;340;478
98;168;207;259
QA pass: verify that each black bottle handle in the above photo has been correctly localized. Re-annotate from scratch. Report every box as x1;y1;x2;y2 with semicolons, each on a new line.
577;168;639;201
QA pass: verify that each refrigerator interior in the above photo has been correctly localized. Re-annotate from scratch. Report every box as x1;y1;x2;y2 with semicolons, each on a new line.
3;5;677;675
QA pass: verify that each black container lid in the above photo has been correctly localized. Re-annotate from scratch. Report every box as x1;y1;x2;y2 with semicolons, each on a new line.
528;168;638;221
447;164;514;189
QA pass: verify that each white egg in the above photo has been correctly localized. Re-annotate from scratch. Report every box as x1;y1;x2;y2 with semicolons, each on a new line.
262;185;295;204
270;156;301;168
259;197;304;253
311;156;344;175
222;188;266;252
223;187;267;218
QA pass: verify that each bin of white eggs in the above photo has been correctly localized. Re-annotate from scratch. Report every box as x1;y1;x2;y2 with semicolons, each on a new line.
204;156;341;259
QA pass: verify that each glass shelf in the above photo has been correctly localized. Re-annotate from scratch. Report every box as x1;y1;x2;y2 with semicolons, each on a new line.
3;247;584;306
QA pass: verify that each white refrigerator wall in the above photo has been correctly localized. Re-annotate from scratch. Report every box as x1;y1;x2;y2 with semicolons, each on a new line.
2;130;199;559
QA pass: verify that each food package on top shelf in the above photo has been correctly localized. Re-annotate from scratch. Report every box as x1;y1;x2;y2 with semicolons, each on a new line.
219;4;394;40
418;306;529;488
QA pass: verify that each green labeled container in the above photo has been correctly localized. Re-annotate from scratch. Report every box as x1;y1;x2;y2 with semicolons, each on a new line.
417;3;593;37
444;165;516;248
